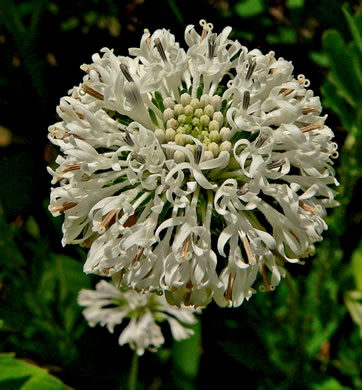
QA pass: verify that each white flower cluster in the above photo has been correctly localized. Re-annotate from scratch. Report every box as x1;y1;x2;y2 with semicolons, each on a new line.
49;20;339;308
78;280;197;355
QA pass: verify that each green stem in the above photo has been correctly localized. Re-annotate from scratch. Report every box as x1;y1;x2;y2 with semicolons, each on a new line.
128;350;139;390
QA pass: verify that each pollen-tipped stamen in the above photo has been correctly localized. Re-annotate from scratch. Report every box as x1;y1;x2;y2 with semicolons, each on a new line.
82;85;104;100
243;91;250;111
120;64;134;82
245;59;256;81
208;33;217;59
154;38;168;62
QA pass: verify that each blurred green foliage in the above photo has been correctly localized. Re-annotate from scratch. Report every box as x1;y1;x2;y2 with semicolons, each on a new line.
0;0;361;389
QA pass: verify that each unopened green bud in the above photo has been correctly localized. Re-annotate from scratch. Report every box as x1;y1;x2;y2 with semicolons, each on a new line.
163;108;174;121
191;128;200;138
213;111;224;126
166;118;178;129
204;104;214;118
174;104;184;116
178;114;187;124
194;108;204;118
203;150;214;161
178;127;187;137
219;140;232;153
209;120;220;132
190;98;201;110
208;142;219;157
220;127;231;141
209;130;220;143
185;144;196;154
200;114;210;127
175;133;185;146
181;93;191;106
174;150;186;163
155;128;165;144
163;97;175;109
200;94;211;108
211;95;222;111
184;104;194;116
192;117;200;127
165;128;176;142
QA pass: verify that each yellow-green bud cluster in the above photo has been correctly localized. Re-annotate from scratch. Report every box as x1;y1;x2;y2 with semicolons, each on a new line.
155;93;232;162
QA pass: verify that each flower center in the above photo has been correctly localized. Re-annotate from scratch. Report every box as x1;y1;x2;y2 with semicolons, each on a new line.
153;92;232;163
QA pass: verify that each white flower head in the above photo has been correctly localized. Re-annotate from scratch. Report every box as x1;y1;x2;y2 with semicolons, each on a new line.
78;280;197;356
49;20;339;308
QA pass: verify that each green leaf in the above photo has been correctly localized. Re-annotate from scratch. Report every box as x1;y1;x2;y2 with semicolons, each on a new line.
344;290;362;337
172;321;201;380
351;244;362;291
0;353;72;389
322;29;361;107
342;4;362;53
311;377;351;390
235;0;264;17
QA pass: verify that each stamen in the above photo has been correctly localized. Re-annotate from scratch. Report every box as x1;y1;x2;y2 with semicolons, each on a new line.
259;263;274;291
195;144;203;164
224;273;235;302
236;183;249;196
120;63;134;82
199;19;213;42
245;59;256;81
299;201;316;213
154;38;168;62
184;281;193;306
50;201;77;215
123;128;134;146
302;107;319;114
300;120;324;133
131;152;146;164
98;209;118;232
144;28;151;48
241;235;256;265
132;247;144;267
61;163;81;173
243;91;250;111
280;88;294;96
208;33;217;59
82;85;104;100
255;133;268;148
181;235;191;258
267;158;285;170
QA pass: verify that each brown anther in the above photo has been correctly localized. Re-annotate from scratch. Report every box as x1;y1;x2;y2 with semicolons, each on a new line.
61;163;81;173
280;88;294;96
102;267;112;275
300;120;324;133
302;107;319;114
208;33;217;59
184;281;193;306
241;235;256;265
99;209;118;231
181;235;191;258
259;264;272;291
120;63;134;82
245;59;256;81
50;201;77;214
267;158;285;170
154;38;168;62
236;183;249;196
82;85;104;100
224;273;235;301
132;247;144;266
124;214;137;228
299;201;316;213
243;90;250;111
